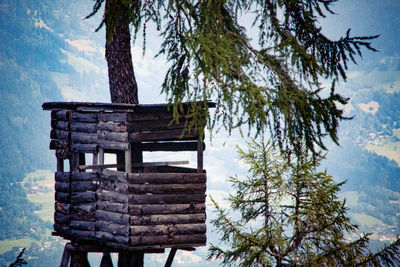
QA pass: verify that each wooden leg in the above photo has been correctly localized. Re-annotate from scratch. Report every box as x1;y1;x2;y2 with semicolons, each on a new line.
100;253;114;267
118;251;144;267
164;248;177;267
60;244;71;267
70;251;90;267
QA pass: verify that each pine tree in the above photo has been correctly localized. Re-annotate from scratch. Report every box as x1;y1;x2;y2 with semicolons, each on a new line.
208;138;400;266
85;0;377;155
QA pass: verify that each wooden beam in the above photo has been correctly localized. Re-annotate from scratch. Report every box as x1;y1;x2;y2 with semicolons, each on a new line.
141;141;204;152
164;248;177;267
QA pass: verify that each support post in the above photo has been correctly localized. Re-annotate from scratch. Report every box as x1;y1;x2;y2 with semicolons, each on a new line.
98;148;104;165
164;248;177;267
125;144;132;173
197;139;203;173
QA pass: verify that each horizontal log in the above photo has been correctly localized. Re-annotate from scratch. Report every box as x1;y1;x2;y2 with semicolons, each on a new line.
70;220;95;231
71;191;96;203
96;231;129;245
130;213;205;226
55;202;70;214
96;220;129;236
71;144;98;153
71;172;98;182
128;173;206;184
70;210;95;221
98;121;127;132
134;161;189;167
51;120;69;131
51;110;72;121
99;131;128;142
55;192;70;202
96;210;130;225
130;234;206;246
56;149;70;160
78;163;122;171
51;129;69;140
100;170;127;183
129;129;198;142
55;181;69;193
70;203;96;213
69;229;96;240
98;113;128;123
97;190;128;204
131;223;206;236
71;112;98;123
97;201;128;215
129;183;206;194
127;119;186;132
99;140;129;151
54;224;69;234
71;122;98;133
130;203;205;215
71;132;98;144
99;179;128;194
129;194;206;205
54;211;70;223
75;106;104;112
55;172;70;182
141;141;204;152
50;139;68;150
71;181;98;192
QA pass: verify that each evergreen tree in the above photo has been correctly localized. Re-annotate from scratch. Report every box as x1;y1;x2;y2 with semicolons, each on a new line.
86;0;377;155
208;138;400;266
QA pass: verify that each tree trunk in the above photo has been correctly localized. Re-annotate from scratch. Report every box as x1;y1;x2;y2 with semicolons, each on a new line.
105;0;138;104
105;0;143;265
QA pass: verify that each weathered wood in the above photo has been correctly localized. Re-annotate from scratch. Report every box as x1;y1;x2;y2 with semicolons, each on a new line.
97;190;128;204
130;194;206;205
55;202;70;214
71;181;97;192
141;141;203;152
71;144;98;153
118;251;143;267
96;210;130;225
96;220;130;236
97;201;129;214
99;140;129;151
99;131;129;142
100;170;127;183
129;183;206;194
79;164;123;171
100;180;128;194
60;244;71;267
126;119;186;132
71;191;96;203
98;121;127;132
129;203;205;215
57;158;65;172
130;223;206;236
70;251;90;267
51;119;69;131
71;172;98;182
55;171;70;182
72;112;98;123
197;139;203;173
129;129;198;142
51;129;69;140
134;161;189;167
70;203;96;213
130;213;205;225
51;110;72;121
70;122;98;133
100;253;113;267
54;211;70;223
70;210;95;221
50;139;68;150
71;132;98;144
165;248;177;267
69;229;96;240
55;192;70;202
98;113;128;123
128;173;206;184
55;181;70;193
99;148;104;165
130;234;206;246
70;220;95;231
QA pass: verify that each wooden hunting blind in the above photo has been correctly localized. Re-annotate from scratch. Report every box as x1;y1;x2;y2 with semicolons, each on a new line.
42;102;214;254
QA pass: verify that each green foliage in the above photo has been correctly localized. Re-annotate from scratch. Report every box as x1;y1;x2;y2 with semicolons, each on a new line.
208;138;400;266
86;0;377;155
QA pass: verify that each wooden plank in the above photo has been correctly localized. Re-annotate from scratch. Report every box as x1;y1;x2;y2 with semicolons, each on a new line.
130;223;206;236
126;119;186;132
97;201;129;214
141;141;204;152
71;172;98;182
98;113;128;123
99;131;129;142
130;213;205;226
127;173;206;184
71;112;98;123
98;121;127;132
70;203;96;213
129;203;205;215
79;163;123;171
130;234;206;246
125;145;132;173
134;161;189;167
71;132;98;144
99;140;129;151
55;172;70;182
96;210;130;225
50;129;69;140
96;231;129;245
71;191;96;203
70;210;95;221
70;220;95;231
97;189;128;204
71;122;98;133
129;194;206;205
55;181;69;193
96;220;130;236
129;129;199;142
100;169;127;183
99;148;104;165
55;192;70;202
71;181;97;192
100;179;128;194
71;144;98;153
51;110;72;121
129;183;206;194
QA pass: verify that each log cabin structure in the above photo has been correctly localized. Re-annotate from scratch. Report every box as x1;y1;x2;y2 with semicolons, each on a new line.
42;102;214;266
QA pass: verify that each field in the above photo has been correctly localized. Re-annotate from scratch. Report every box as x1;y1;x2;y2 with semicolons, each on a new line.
365;137;400;166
